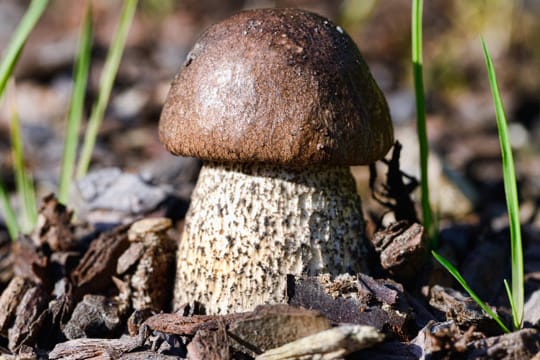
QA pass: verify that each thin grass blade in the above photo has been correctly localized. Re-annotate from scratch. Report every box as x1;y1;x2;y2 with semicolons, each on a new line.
0;177;19;240
412;0;436;248
481;39;524;330
432;251;510;333
0;0;48;97
0;0;47;239
58;3;93;204
76;0;138;178
8;86;38;234
503;279;519;326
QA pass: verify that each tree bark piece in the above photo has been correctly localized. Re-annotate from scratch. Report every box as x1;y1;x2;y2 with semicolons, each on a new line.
187;321;229;360
117;218;176;312
48;336;141;360
256;324;384;360
71;224;130;295
467;328;540;359
0;276;32;336
31;194;76;252
144;304;332;358
8;285;49;351
287;274;415;340
371;221;427;281
429;285;500;335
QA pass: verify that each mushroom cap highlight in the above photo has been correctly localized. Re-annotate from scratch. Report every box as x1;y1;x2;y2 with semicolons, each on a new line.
159;8;393;166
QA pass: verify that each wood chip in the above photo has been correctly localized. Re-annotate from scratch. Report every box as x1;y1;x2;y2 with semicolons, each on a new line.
411;320;484;358
48;336;141;360
0;233;13;286
227;304;331;355
371;221;427;281
144;313;223;336
0;276;32;336
32;194;76;252
429;285;499;334
71;224;130;295
117;242;145;275
287;274;414;340
144;304;330;344
256;325;384;360
467;328;540;359
122;218;175;312
187;321;229;360
8;285;50;351
12;236;51;288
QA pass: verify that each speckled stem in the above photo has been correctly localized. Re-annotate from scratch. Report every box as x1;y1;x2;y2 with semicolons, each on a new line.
174;162;367;314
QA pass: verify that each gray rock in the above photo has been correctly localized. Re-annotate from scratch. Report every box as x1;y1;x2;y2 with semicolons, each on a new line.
70;168;167;225
524;289;540;327
63;295;123;340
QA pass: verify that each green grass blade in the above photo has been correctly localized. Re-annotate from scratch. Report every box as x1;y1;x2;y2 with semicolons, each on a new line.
432;251;511;333
503;279;519;327
8;96;38;234
0;177;19;240
412;0;436;248
482;39;524;330
0;0;46;239
76;0;138;178
0;0;48;97
58;4;93;204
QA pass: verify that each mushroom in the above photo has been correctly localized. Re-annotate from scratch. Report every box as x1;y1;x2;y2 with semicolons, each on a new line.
159;8;393;314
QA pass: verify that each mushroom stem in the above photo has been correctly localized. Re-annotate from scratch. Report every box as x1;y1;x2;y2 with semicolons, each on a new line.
174;161;367;314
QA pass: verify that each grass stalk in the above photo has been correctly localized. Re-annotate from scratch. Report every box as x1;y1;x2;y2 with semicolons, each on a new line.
432;251;511;333
0;178;18;239
8;86;38;234
58;3;93;204
0;0;47;239
482;39;524;330
76;0;138;178
412;0;436;248
0;0;48;97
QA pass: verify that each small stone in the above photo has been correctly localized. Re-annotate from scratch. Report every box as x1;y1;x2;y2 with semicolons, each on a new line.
70;168;167;225
524;289;540;327
63;294;123;340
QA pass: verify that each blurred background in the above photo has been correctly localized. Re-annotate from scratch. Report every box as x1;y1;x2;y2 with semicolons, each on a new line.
0;0;539;228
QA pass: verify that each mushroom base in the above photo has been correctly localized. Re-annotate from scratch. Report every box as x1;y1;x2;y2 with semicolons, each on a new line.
174;162;367;314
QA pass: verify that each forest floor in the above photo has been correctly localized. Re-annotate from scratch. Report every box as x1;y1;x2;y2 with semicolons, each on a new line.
1;1;540;358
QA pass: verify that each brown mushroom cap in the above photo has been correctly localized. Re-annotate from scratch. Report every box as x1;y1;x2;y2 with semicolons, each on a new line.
159;8;393;167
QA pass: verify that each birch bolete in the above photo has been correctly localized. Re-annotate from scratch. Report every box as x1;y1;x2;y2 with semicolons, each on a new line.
159;8;393;314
